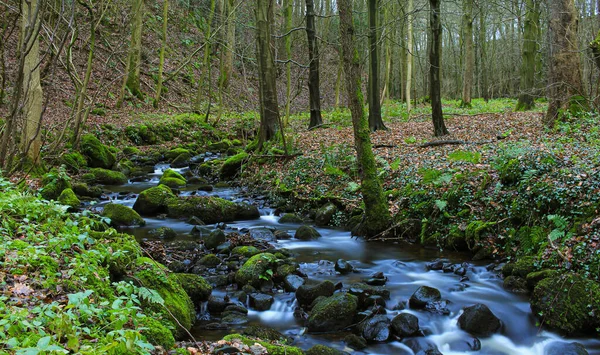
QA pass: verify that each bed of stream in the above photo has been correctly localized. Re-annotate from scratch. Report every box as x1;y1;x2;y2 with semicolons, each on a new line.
92;163;600;355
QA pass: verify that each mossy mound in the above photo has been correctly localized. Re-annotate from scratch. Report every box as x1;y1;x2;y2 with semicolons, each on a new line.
159;169;186;188
208;139;232;152
222;334;303;355
166;196;259;224
171;152;192;168
57;188;80;208
102;203;146;226
72;182;103;198
133;185;176;215
132;257;195;339
306;345;345;355
140;317;175;350
531;273;600;335
116;158;135;175
279;213;303;224
175;273;212;306
502;256;538;278
40;169;71;201
165;148;190;161
220;152;249;180
85;168;127;185
307;292;358;332
61;152;87;172
80;134;116;169
235;253;278;287
231;245;261;258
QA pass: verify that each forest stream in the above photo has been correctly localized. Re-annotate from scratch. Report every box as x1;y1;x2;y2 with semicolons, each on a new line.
94;163;600;355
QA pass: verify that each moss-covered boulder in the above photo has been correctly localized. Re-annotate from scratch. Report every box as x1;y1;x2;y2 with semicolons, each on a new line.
85;168;127;185
235;253;278;287
296;280;335;306
231;245;261;258
222;334;303;355
502;256;538;278
531;273;600;335
175;273;212;307
166;196;259;224
220;152;249;180
307;293;358;332
58;188;80;208
165;148;190;161
102;203;146;226
133;185;176;215
132;257;195;339
315;203;338;227
61;152;87;172
140;317;175;350
81;134;116;169
72;182;103;198
40;169;71;201
279;213;303;224
203;229;227;250
208;139;232;152
306;345;345;355
116;159;135;176
159;169;186;188
295;225;321;240
101;231;142;277
171;152;192;168
526;269;558;291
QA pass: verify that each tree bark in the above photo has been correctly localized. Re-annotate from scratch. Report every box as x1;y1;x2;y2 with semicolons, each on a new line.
479;7;489;101
256;0;281;149
545;0;585;126
305;0;323;129
20;0;43;164
406;0;413;112
516;0;540;111
367;0;386;131
125;0;144;100
460;0;474;108
284;0;292;125
429;0;449;136
154;0;168;108
338;0;390;238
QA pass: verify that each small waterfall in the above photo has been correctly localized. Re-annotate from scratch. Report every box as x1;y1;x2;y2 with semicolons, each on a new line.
197;301;210;321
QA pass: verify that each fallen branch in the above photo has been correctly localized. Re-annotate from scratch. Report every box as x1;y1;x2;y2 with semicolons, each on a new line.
307;123;333;131
419;139;493;148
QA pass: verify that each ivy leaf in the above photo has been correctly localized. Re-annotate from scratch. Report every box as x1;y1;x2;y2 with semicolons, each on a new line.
435;200;447;211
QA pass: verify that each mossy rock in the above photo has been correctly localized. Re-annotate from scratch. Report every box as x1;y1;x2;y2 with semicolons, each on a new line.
140;317;175;350
165;148;190;161
306;345;345;355
315;203;338;227
502;256;537;278
235;253;278;287
531;273;600;335
220;152;249;180
198;254;221;267
63;260;113;300
279;213;303;224
526;269;558;291
72;182;103;198
171;152;192;168
133;185;176;215
242;325;287;341
123;146;142;156
58;188;80;208
307;293;358;332
175;273;212;306
132;257;195;339
159;169;186;188
103;232;143;277
208;139;232;152
61;152;87;172
231;246;261;258
498;158;522;185
86;168;127;185
102;203;146;226
166;196;259;224
81;134;116;169
40;170;71;201
295;225;321;240
116;159;135;176
222;334;303;355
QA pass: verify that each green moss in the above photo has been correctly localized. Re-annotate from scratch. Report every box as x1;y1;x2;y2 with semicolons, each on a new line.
208;139;232;152
166;196;258;223
307;293;358;332
61;152;87;172
220;152;249;179
132;257;195;339
40;169;71;201
174;273;212;304
116;159;135;175
222;334;303;355
159;169;186;188
140;317;175;349
86;168;127;185
231;245;261;257
498;158;522;185
102;203;146;226
531;273;600;335
133;185;176;215
123;146;142;156
57;188;80;208
72;182;103;198
279;213;303;224
165;148;190;161
171;152;191;167
198;253;221;267
235;253;278;287
526;269;558;290
306;345;345;355
81;134;116;169
503;256;537;278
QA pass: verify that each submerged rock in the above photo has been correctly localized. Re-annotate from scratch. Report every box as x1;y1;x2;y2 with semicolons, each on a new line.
167;196;259;224
409;286;441;309
358;314;391;342
335;259;354;274
307;293;358;332
457;303;502;337
203;229;227;250
250;228;276;242
148;227;177;240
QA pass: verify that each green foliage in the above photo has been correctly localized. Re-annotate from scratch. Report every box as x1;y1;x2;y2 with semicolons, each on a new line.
448;150;481;164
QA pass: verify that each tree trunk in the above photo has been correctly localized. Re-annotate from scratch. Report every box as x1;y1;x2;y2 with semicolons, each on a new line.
195;0;216;117
20;0;43;164
256;0;281;149
305;0;323;129
222;0;236;88
545;0;585;126
367;0;386;131
516;0;540;111
429;0;449;136
338;0;390;238
284;0;292;125
125;0;144;100
460;0;474;108
406;0;414;112
154;0;168;108
479;7;489;101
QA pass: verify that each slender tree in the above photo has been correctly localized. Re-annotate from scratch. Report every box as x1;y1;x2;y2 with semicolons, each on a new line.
305;0;323;129
154;0;169;108
515;0;540;111
222;0;236;88
460;0;474;108
256;0;281;149
194;0;216;117
367;0;386;131
545;0;584;126
429;0;449;136
406;0;414;112
338;0;390;237
119;0;144;105
479;6;489;101
283;0;292;125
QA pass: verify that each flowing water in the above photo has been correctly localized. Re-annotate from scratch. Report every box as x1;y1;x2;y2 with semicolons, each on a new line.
98;164;600;355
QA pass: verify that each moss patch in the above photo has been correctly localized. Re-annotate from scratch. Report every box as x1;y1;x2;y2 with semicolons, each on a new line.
133;185;176;215
81;134;116;169
235;253;278;287
102;203;146;226
166;196;259;223
86;168;128;185
57;188;80;208
220;152;249;179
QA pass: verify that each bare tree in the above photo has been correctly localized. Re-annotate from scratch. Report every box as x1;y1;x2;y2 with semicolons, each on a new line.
429;0;449;136
306;0;323;129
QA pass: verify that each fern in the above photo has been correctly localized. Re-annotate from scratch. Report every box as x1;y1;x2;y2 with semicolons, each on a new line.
137;287;164;305
448;150;482;164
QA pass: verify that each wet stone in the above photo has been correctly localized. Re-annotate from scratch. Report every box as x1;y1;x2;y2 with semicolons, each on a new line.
391;313;420;337
335;259;354;274
409;286;442;309
284;274;305;292
249;293;274;311
359;315;391;342
426;259;445;271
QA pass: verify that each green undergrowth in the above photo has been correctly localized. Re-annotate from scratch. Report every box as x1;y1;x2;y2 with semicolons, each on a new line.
0;178;173;354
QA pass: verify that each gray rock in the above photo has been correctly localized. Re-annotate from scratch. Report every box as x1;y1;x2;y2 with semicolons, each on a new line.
249;293;274;311
315;203;338;226
307;293;358;332
208;295;228;313
294;225;322;240
203;229;227;250
544;341;589;355
457;303;502;337
284;274;306;292
148;227;177;240
403;338;443;355
279;213;303;224
344;334;367;350
358;315;391;342
409;286;442;309
221;311;248;325
335;259;354;274
296;280;335;305
391;313;420;337
250;228;276;242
